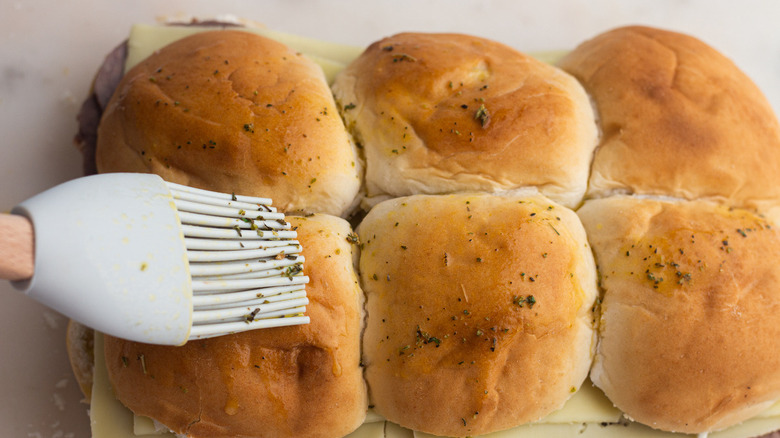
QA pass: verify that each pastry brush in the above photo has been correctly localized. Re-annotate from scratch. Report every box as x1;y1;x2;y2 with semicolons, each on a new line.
0;173;309;345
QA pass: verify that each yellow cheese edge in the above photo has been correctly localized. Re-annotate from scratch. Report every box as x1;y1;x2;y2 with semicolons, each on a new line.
124;23;569;85
125;23;363;84
91;332;151;438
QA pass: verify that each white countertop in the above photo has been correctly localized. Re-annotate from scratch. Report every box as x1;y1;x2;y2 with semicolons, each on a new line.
1;1;779;436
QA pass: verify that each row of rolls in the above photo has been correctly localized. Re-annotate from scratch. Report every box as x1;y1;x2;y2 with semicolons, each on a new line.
76;22;780;438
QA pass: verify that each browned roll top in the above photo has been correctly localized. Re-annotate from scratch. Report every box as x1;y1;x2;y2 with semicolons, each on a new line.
579;197;780;433
332;32;597;208
358;192;598;436
103;215;367;438
97;30;362;217
558;25;780;211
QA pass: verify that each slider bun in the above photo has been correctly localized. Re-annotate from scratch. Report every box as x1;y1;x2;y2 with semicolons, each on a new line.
65;320;94;401
357;190;598;436
332;32;597;208
103;214;367;438
558;26;780;210
578;196;780;433
97;30;362;217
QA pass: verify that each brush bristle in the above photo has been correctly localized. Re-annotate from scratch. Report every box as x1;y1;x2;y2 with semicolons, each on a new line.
165;182;310;339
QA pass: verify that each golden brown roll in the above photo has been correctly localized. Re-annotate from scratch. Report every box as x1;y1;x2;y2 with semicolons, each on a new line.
357;190;598;436
578;196;780;433
103;214;367;438
332;32;597;209
558;26;780;210
97;30;362;217
65;320;94;401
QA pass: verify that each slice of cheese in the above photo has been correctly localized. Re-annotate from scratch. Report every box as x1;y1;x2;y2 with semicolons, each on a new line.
386;422;416;438
91;332;159;438
542;382;622;424
345;421;386;438
125;23;364;83
124;23;568;84
133;414;166;436
413;419;780;438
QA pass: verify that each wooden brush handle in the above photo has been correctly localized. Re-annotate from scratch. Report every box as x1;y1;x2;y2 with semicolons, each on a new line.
0;214;34;281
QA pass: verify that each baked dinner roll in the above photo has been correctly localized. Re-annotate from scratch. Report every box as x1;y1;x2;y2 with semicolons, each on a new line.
332;32;597;209
357;190;598;436
65;320;94;401
558;26;780;210
97;30;362;217
578;196;780;433
103;214;367;438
